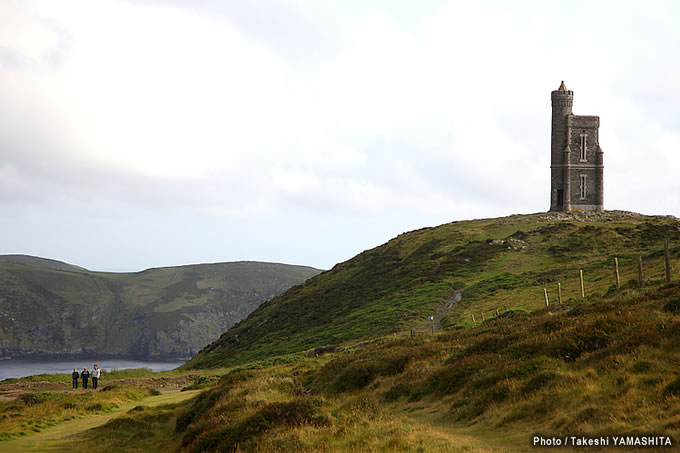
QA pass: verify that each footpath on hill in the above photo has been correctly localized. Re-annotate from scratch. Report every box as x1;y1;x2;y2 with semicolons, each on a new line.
1;390;199;453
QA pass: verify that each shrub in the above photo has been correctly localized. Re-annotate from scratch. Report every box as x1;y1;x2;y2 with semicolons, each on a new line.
331;360;377;393
573;407;603;424
455;334;512;358
426;354;490;395
219;368;255;387
506;339;545;359
85;403;105;412
663;377;680;397
640;377;663;388
310;345;426;394
489;384;512;403
548;318;619;361
104;416;146;430
185;400;325;452
383;383;411;402
181;375;219;391
505;358;556;379
521;372;560;395
175;385;230;434
100;385;119;392
19;392;63;406
174;412;194;435
663;298;680;313
630;361;655;374
452;396;490;421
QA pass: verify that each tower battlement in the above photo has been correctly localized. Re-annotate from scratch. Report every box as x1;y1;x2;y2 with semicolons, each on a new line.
550;90;574;107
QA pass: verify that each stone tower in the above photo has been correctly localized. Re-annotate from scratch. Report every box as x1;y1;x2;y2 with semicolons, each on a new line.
549;81;604;212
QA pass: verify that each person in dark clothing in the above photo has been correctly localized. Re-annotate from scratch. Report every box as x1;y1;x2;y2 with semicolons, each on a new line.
81;367;90;389
72;368;79;389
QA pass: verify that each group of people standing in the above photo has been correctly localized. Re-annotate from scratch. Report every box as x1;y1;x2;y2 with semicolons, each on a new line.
71;364;101;390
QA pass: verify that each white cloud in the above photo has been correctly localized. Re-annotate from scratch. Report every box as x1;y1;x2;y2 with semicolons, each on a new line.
1;0;679;270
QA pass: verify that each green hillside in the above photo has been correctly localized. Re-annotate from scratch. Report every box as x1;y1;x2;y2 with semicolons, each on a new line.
0;258;321;360
4;212;680;452
186;211;680;368
37;277;680;452
0;255;87;273
161;282;680;451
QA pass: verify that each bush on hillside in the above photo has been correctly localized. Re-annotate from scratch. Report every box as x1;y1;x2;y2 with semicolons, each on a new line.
308;344;435;394
663;298;680;313
19;392;64;406
184;400;326;453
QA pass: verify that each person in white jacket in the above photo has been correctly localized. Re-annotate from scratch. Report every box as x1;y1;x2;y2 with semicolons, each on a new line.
92;364;101;390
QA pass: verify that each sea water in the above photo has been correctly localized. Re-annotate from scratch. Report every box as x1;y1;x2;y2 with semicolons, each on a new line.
0;358;186;381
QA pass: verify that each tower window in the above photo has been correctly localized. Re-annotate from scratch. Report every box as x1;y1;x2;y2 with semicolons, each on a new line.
579;133;587;161
580;175;587;199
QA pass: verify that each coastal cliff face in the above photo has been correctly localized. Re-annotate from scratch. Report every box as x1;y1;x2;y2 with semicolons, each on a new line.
0;257;321;360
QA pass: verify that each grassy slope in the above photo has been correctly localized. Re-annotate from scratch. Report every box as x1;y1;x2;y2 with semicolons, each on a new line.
0;255;87;273
106;281;680;452
0;258;321;358
5;209;680;451
48;366;502;453
0;383;152;442
3;277;678;452
186;211;680;368
0;388;200;452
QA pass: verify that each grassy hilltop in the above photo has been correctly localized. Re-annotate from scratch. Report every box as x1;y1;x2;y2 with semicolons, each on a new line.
3;211;680;452
0;258;320;359
187;211;680;368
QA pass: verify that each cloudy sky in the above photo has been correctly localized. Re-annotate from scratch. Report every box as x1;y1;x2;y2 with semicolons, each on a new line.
1;0;679;272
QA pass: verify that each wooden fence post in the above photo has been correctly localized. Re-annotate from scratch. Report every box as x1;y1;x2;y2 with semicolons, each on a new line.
496;308;500;316
579;269;585;298
471;314;476;323
664;238;672;284
558;282;562;304
481;312;485;321
544;288;549;306
637;255;643;287
614;257;620;289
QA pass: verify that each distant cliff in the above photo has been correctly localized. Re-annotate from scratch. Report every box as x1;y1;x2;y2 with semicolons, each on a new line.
0;256;321;360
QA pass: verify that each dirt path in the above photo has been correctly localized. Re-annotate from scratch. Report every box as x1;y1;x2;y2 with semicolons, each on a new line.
412;290;464;333
0;390;200;453
404;408;518;453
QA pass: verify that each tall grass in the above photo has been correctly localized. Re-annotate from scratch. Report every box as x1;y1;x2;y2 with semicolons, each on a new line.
0;385;152;440
187;212;680;369
43;280;680;452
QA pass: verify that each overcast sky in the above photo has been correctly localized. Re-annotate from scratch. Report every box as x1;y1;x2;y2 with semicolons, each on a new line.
1;0;679;272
